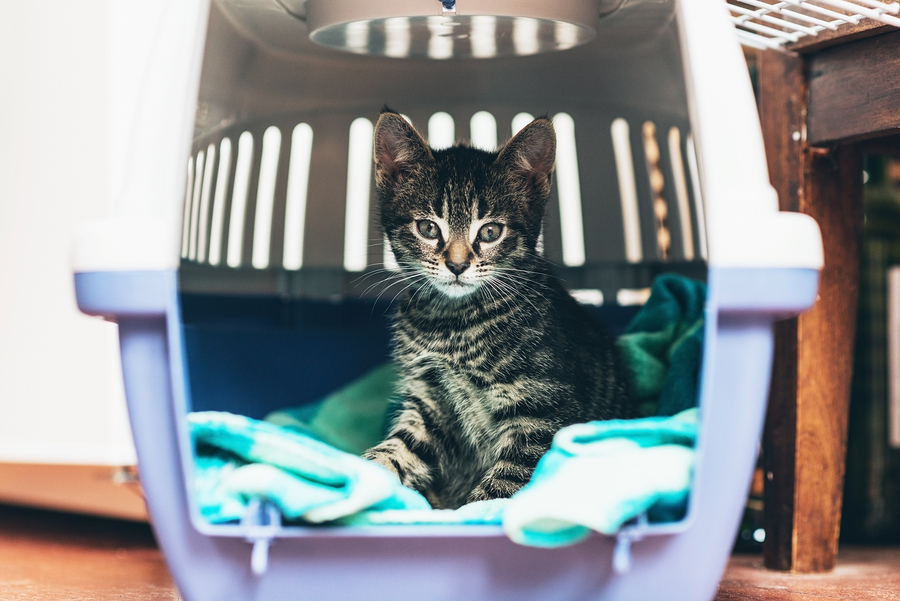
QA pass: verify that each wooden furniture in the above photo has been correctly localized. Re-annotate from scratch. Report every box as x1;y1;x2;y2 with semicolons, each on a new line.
759;22;900;573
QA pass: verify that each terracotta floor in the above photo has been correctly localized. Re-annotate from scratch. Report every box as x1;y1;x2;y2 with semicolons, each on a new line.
1;503;898;600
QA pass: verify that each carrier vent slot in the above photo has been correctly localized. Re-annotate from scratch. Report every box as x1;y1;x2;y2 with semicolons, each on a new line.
685;133;708;260
611;118;643;263
553;112;586;268
197;144;217;264
641;121;670;261
470;110;497;151
428;111;455;149
570;288;604;306
208;137;233;266
283;123;314;270
344;117;374;272
227;131;255;268
617;287;652;307
252;126;282;269
188;150;205;261
668;127;695;261
181;157;194;259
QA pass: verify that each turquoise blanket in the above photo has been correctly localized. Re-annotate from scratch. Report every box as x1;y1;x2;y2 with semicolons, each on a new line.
503;409;697;547
190;411;430;524
190;274;705;545
190;409;697;544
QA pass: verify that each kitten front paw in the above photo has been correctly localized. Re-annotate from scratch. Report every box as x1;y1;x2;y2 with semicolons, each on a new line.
466;486;493;504
362;446;401;479
466;479;525;504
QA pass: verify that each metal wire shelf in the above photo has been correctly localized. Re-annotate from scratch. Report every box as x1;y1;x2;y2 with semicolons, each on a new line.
727;0;900;48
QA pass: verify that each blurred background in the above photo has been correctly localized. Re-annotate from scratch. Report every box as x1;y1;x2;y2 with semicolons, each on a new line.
0;2;162;521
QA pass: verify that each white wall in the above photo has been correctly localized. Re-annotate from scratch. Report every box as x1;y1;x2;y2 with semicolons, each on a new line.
0;1;165;466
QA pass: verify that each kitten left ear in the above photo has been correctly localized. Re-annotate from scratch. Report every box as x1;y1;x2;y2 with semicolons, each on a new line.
494;118;556;197
373;112;433;192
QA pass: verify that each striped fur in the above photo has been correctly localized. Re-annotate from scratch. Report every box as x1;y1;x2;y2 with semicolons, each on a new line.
363;111;632;509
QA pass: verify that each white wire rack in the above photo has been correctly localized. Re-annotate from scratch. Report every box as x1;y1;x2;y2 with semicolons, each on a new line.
727;0;900;48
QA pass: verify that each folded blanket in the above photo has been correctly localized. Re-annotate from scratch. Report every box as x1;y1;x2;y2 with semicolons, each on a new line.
190;409;697;542
502;409;697;547
190;411;429;524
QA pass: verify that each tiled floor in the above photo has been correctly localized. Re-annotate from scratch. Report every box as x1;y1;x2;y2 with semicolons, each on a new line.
1;503;898;600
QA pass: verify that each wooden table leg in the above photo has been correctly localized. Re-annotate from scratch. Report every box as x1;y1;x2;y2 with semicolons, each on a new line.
759;48;864;573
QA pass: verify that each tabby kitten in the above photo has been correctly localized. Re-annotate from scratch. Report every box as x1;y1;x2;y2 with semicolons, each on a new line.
363;110;631;509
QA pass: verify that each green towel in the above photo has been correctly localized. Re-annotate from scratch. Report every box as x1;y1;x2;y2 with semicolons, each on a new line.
265;363;398;455
503;409;698;547
616;273;706;417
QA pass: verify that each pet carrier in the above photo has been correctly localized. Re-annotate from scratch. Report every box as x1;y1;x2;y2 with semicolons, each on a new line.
73;0;823;599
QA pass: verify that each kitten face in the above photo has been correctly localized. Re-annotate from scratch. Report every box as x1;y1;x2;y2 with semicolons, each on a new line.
404;212;509;298
373;111;556;299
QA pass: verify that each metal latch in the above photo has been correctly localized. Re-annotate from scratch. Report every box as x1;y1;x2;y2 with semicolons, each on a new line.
241;499;282;576
613;513;648;575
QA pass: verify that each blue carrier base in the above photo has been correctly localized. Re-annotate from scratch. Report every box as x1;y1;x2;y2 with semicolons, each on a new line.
74;267;818;601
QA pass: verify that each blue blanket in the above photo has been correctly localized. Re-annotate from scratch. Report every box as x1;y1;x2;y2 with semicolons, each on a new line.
189;274;705;545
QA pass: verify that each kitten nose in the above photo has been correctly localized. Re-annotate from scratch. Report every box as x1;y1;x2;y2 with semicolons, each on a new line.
445;259;470;276
444;240;472;276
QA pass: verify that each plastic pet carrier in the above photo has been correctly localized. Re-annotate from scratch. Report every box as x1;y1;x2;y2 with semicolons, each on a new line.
74;0;824;599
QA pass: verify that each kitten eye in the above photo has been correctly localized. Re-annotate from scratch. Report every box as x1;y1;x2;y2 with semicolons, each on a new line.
478;223;504;243
416;220;440;240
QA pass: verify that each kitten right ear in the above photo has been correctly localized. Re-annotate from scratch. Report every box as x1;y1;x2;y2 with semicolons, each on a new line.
494;118;556;198
373;112;433;191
